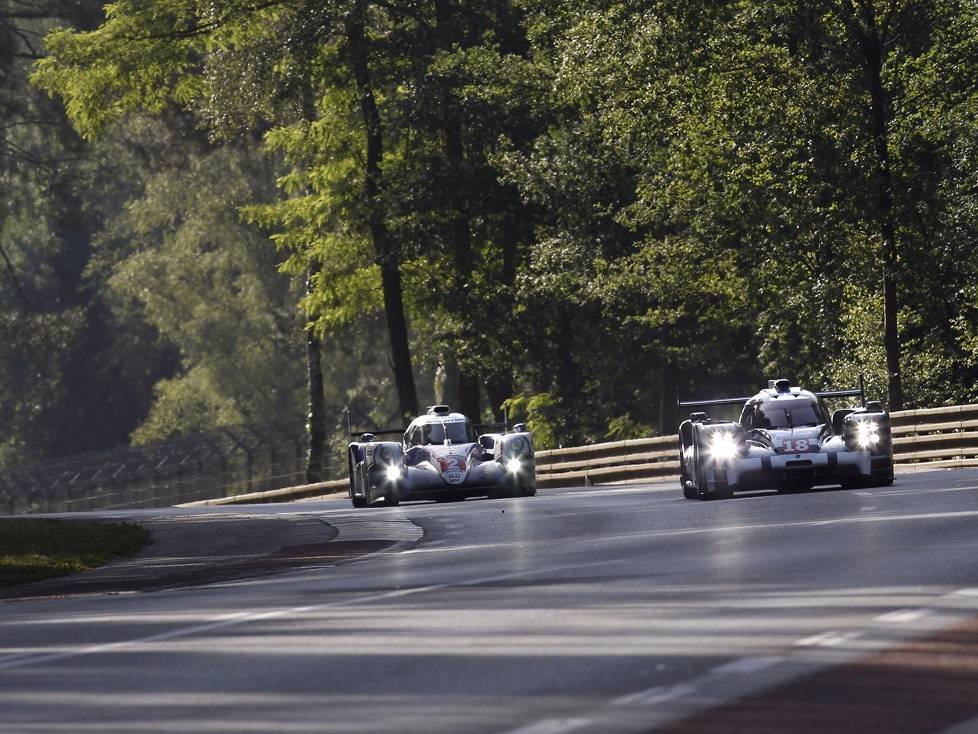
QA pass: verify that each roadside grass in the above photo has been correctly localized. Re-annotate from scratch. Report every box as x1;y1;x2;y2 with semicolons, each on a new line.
0;519;149;586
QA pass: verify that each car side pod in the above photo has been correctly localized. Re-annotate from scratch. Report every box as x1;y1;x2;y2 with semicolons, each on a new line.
678;416;747;500
840;409;894;486
492;431;537;497
347;439;404;508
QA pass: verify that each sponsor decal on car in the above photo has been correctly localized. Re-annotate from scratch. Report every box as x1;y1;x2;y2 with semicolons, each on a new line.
438;455;467;484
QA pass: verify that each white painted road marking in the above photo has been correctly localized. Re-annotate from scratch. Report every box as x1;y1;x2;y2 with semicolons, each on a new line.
795;630;862;647
876;608;933;623
710;655;783;675
612;682;698;707
503;718;592;734
0;560;611;672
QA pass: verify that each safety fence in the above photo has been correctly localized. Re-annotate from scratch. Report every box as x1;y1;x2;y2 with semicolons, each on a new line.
118;403;978;506
6;404;978;513
535;404;978;488
0;422;314;515
890;404;978;469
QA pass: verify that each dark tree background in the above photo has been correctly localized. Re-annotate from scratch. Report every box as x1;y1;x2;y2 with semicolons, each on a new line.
0;0;974;471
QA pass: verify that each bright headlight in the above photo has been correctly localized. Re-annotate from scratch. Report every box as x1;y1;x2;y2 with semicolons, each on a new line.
506;437;528;458
707;432;740;461
385;464;401;482
506;458;522;474
855;421;880;448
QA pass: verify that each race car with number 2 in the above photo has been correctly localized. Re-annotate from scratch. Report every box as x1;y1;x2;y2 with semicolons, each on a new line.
347;405;536;507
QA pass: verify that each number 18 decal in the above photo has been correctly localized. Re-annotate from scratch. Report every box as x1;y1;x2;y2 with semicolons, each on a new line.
782;438;812;453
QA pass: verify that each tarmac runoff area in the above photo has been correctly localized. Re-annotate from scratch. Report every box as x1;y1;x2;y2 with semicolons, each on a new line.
0;509;404;601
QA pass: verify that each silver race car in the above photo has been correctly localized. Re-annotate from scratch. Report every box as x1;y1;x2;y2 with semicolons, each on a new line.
347;405;536;507
678;379;894;500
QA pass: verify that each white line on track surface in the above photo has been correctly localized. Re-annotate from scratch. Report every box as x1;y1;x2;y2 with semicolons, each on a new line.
710;655;783;675
876;608;933;623
795;630;862;647
0;560;612;672
503;718;592;734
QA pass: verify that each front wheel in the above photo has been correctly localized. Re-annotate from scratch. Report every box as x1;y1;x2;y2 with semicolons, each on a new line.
693;441;712;500
680;447;697;499
384;482;401;507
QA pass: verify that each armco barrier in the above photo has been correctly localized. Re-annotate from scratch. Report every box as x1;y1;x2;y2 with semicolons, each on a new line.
890;404;978;469
175;403;978;505
535;436;678;488
179;478;348;507
535;404;978;489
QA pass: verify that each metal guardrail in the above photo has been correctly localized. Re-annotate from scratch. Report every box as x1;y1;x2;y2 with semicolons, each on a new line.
534;404;978;488
175;403;978;505
8;404;978;513
535;436;679;487
890;404;978;468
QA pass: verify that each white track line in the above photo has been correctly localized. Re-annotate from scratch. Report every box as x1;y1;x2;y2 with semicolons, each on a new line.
612;682;698;707
0;560;610;672
710;655;783;675
503;718;592;734
795;630;862;647
876;608;933;623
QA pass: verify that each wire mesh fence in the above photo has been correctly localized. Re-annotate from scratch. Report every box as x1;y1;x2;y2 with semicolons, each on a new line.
0;421;324;515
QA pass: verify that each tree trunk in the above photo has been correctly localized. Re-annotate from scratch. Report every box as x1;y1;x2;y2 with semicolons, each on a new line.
346;6;418;422
857;19;904;410
431;0;483;420
305;272;327;483
658;362;677;436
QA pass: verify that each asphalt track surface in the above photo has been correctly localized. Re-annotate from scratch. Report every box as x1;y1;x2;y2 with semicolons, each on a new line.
1;469;977;733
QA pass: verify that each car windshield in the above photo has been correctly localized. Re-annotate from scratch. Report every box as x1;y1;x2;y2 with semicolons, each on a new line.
421;420;476;445
754;398;824;428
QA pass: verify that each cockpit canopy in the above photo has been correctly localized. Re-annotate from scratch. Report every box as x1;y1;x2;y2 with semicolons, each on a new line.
404;417;477;447
740;396;829;430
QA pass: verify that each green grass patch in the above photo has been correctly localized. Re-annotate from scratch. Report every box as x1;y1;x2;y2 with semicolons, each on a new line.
0;519;149;586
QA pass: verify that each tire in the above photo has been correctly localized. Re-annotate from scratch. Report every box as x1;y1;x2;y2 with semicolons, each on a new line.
384;482;401;507
680;448;697;499
349;448;369;508
693;440;711;501
521;482;537;497
693;439;732;500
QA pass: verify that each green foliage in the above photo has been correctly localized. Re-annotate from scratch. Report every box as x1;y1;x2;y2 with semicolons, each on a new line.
0;519;148;586
606;414;653;442
503;393;560;450
5;0;978;480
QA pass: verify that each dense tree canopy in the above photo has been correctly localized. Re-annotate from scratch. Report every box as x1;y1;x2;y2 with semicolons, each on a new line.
0;0;975;469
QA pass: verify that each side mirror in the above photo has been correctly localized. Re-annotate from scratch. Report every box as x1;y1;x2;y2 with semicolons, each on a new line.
513;423;526;433
866;401;884;413
360;432;375;443
479;435;496;450
690;412;708;423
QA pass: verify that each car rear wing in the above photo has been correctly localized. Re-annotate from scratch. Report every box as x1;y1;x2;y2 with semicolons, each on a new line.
678;376;866;410
817;374;866;406
348;427;405;438
678;396;753;408
346;413;513;440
